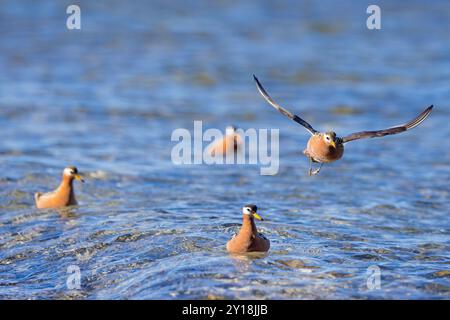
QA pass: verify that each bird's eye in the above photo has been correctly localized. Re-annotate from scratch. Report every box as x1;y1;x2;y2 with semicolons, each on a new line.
326;136;330;140
70;171;75;175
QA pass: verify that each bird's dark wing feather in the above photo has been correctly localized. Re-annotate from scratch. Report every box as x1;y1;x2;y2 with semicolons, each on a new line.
253;75;318;135
341;105;433;143
258;233;268;241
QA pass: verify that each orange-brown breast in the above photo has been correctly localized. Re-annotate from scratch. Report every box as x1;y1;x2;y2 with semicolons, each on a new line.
226;216;270;254
208;134;241;156
35;177;77;209
303;134;344;163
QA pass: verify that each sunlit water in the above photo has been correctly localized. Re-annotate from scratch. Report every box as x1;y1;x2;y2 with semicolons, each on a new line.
0;0;449;299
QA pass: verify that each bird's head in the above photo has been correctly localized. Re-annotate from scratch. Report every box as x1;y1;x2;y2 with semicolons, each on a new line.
226;125;237;136
63;166;84;182
242;204;263;221
323;131;337;148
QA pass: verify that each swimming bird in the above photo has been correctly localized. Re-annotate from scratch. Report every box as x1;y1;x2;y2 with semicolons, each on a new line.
226;204;270;254
35;166;84;209
207;125;242;157
253;75;433;175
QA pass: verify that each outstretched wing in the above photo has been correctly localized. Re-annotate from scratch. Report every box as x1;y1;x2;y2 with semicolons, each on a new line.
253;75;318;135
341;105;433;143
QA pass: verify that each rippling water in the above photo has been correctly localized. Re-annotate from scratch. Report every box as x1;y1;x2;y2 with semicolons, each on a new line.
0;0;449;299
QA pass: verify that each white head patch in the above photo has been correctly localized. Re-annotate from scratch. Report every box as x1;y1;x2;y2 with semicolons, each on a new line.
242;206;252;215
64;168;75;176
226;126;236;136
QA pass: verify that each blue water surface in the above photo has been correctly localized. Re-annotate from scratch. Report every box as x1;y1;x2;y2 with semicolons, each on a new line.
0;0;449;299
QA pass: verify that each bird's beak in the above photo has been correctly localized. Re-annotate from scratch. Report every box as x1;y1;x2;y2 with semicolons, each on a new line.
252;212;264;221
74;174;85;183
330;140;336;148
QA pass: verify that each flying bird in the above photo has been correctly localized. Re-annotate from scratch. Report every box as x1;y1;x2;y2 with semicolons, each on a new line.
253;75;433;175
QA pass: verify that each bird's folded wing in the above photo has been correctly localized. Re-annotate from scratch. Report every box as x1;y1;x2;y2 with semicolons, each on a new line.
341;105;433;143
253;75;318;135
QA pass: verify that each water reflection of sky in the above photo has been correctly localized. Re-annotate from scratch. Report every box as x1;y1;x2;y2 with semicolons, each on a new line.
0;0;449;299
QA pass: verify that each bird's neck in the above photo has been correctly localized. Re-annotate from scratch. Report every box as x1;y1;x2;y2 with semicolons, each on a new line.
240;215;258;236
57;175;74;194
